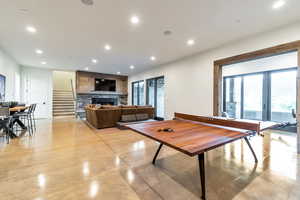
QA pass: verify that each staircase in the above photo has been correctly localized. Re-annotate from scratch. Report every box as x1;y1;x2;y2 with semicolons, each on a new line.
53;90;75;117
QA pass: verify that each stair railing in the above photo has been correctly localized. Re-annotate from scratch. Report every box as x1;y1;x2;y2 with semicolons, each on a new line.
70;79;77;117
70;79;76;100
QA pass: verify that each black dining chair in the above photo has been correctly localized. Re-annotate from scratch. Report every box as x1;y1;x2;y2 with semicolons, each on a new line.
0;107;12;144
13;104;36;136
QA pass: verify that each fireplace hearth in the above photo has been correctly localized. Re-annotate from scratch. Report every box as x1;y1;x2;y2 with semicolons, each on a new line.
92;97;117;105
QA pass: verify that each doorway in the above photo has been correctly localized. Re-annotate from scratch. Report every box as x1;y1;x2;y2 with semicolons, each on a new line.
146;76;165;119
22;67;53;119
223;68;297;123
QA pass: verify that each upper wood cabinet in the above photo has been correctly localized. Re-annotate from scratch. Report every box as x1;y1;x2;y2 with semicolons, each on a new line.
76;71;128;94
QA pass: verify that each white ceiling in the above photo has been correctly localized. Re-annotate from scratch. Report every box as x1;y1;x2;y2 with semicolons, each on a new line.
0;0;300;75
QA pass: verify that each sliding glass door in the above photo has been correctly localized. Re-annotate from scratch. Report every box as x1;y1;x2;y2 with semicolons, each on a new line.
223;68;297;122
132;80;144;105
156;77;165;118
223;77;242;118
147;79;155;107
270;70;297;123
243;74;263;120
146;76;164;119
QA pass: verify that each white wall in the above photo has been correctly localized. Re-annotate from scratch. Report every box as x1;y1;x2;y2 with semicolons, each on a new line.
128;22;300;120
0;48;21;101
53;70;76;91
21;66;53;119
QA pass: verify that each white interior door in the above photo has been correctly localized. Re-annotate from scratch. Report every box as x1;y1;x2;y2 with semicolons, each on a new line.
23;67;52;119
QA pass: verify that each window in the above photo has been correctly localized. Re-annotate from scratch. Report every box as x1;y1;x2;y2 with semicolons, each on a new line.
223;68;297;122
270;70;297;123
132;80;144;105
146;76;165;119
243;74;263;120
223;77;241;118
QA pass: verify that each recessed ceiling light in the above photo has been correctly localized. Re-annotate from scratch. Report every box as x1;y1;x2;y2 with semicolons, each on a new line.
117;71;121;75
104;44;111;51
150;56;156;61
19;8;29;14
35;49;43;54
41;61;47;65
92;59;98;64
163;30;172;36
26;26;37;33
130;65;135;69
187;39;195;46
130;16;140;24
273;0;285;9
81;0;94;6
85;67;89;71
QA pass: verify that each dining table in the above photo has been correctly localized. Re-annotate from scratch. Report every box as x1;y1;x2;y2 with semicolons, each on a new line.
9;106;29;113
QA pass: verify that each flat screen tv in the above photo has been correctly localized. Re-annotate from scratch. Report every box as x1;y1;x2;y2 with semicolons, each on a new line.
0;74;5;102
95;78;116;92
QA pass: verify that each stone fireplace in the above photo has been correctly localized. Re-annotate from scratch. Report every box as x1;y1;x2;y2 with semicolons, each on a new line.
75;71;128;118
76;92;127;118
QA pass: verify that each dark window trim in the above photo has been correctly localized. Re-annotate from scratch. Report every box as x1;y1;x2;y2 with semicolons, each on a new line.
241;76;244;118
132;80;144;105
222;78;227;112
146;76;164;120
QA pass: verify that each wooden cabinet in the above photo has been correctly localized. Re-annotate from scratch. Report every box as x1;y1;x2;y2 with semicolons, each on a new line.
76;71;128;94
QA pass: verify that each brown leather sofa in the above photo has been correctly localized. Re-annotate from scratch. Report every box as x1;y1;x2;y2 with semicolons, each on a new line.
85;105;155;129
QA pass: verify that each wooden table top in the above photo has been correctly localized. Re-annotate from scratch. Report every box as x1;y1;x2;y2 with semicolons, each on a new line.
125;119;252;156
9;106;29;112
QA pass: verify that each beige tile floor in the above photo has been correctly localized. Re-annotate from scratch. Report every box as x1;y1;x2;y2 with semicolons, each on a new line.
0;118;299;200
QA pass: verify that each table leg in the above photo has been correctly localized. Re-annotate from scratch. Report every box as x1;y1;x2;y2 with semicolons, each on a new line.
198;153;206;200
8;121;18;138
7;128;17;138
15;118;27;129
244;137;258;163
152;143;163;165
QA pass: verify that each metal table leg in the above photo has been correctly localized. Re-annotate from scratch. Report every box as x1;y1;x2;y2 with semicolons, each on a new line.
198;153;206;200
244;137;258;163
152;143;163;165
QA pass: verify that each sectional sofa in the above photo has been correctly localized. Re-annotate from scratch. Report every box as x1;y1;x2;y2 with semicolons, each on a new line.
85;105;155;129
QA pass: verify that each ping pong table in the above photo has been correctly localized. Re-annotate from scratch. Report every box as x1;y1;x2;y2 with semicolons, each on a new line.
125;113;277;200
